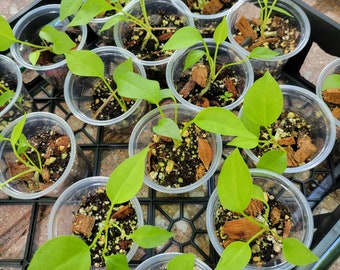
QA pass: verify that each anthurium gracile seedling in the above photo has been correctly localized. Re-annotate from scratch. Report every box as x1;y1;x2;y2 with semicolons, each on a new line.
215;148;318;270
29;147;174;270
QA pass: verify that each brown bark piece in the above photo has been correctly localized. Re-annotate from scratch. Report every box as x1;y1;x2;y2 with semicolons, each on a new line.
198;137;212;170
158;32;173;42
223;77;238;97
194;97;210;107
278;136;296;146
235;16;257;42
332;107;340;120
112;205;133;220
244;199;264;217
55;135;71;153
247;37;279;51
179;79;196;98
196;163;206;180
203;0;224;15
283;220;292;239
72;214;95;237
294;136;317;164
8;162;34;181
270;207;281;226
192;64;208;87
285;146;298;167
322;88;340;105
222;218;262;242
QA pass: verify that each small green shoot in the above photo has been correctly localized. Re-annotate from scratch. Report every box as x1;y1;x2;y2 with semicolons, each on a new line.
29;147;174;270
215;148;318;270
322;73;340;90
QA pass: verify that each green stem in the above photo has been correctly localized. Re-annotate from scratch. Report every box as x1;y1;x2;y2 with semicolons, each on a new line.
0;168;37;189
102;77;127;112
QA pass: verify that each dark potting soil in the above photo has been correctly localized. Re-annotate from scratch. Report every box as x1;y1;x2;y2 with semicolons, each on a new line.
147;122;213;188
215;192;293;266
72;187;138;268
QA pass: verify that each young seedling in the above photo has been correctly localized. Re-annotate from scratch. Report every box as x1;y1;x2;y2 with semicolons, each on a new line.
28;147;174;270
163;17;278;97
0;114;43;189
214;148;318;269
0;15;76;65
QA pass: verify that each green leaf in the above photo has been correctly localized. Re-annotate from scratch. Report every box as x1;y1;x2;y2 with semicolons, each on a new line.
160;88;175;101
39;25;76;54
11;115;26;148
217;148;252;213
105;254;130;270
129;225;174;248
60;0;82;21
282;238;319;265
168;253;195;270
227;136;258;149
28;236;91;270
102;15;129;32
162;26;203;51
65;50;105;79
0;90;14;106
116;71;162;105
322;74;340;90
153;118;182;141
249;47;280;59
216;241;251;270
242;72;283;127
213;17;228;45
256;150;287;174
68;0;114;26
271;6;293;17
29;51;40;66
183;49;206;71
113;58;133;82
106;147;148;204
16;134;30;155
0;15;17;51
252;184;266;204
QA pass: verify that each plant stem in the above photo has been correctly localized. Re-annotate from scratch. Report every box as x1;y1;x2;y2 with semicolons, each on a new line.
102;78;127;112
0;168;37;189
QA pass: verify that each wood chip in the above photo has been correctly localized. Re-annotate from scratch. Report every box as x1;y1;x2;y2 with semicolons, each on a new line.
332;106;340;120
235;16;257;41
223;218;262;242
192;64;208;87
247;37;280;51
179;79;196;98
223;77;238;98
8;162;34;181
158;32;173;42
198;137;212;170
111;205;133;220
285;146;298;167
244;199;264;217
283;219;292;239
293;136;317;164
194;96;210;107
196;163;206;180
322;88;340;105
203;0;224;15
72;214;95;237
278;136;296;146
270;206;281;226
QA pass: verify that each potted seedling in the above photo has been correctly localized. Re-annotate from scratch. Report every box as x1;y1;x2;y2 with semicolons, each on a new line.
0;54;36;131
163;17;278;111
0;112;89;199
226;0;311;78
64;47;148;130
29;148;174;270
0;4;87;90
316;58;340;127
207;148;318;269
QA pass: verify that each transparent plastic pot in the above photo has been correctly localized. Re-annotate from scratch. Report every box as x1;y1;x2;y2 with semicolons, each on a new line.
226;0;311;78
0;54;36;131
10;4;88;90
64;46;148;130
316;58;340;127
166;39;254;112
0;112;89;199
135;252;212;270
48;176;143;265
242;85;336;174
206;168;314;270
128;104;222;194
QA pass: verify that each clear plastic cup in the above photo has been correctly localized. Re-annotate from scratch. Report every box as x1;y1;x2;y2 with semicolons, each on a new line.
0;112;89;199
128;104;222;194
242;85;336;174
226;0;311;78
206;168;314;270
48;176;143;263
316;58;340;127
10;4;88;90
166;39;254;112
64;46;148;130
135;252;212;270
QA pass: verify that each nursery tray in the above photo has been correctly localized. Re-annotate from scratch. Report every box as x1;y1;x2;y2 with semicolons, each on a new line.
1;0;339;269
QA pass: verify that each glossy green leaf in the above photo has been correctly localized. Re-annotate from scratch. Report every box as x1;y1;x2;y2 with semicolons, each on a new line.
216;241;251;270
227;135;258;149
162;26;203;51
102;15;129;31
256;149;287;174
28;51;40;66
129;225;174;248
65;50;105;79
239;112;260;137
282;238;319;265
217;148;252;213
242;72;283;127
213;17;228;45
322;74;340;90
153;118;182;141
252;184;267;204
16;134;30;155
105;254;130;270
183;49;206;71
168;253;195;270
0;15;17;51
28;236;91;270
39;25;76;54
106;147;148;204
116;71;162;105
0;90;14;106
160;88;175;101
60;0;82;21
113;58;133;82
249;47;280;59
11;115;26;148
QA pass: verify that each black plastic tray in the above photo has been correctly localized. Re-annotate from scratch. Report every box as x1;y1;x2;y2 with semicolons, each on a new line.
1;0;339;269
